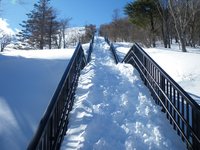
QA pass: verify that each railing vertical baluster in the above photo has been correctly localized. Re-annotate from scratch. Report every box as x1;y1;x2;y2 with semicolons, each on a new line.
173;88;176;130
186;102;190;148
192;109;200;149
144;56;147;86
181;96;185;141
166;81;169;119
160;74;166;112
120;41;200;149
177;93;181;136
169;84;172;124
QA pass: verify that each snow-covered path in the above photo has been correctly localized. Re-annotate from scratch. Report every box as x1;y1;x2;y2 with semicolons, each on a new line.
61;37;185;150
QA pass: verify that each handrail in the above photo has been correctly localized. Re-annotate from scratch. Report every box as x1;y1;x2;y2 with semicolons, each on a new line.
122;43;200;150
104;37;120;64
27;42;87;150
105;36;110;45
105;38;200;149
110;43;120;64
87;36;94;63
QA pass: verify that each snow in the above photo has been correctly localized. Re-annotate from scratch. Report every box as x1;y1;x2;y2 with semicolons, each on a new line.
65;27;86;47
61;37;185;149
114;42;200;105
0;35;191;149
0;48;75;150
143;48;200;104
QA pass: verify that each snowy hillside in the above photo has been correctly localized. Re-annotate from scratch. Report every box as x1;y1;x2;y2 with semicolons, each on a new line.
65;27;86;47
0;48;77;150
114;42;200;105
0;17;86;50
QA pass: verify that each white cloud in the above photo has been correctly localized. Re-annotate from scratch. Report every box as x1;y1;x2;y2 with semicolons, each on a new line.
0;18;15;35
11;0;17;5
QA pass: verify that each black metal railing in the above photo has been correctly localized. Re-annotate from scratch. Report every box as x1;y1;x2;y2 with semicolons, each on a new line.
87;36;94;63
27;42;87;150
109;43;120;64
122;43;200;150
105;37;119;64
106;37;200;149
105;37;110;45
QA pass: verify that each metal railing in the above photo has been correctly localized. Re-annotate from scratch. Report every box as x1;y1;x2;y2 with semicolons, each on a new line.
27;42;88;150
106;37;200;149
109;43;120;64
87;36;94;63
105;37;119;64
122;43;200;150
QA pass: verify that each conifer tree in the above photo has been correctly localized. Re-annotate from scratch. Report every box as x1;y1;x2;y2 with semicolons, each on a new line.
18;0;59;49
124;0;159;47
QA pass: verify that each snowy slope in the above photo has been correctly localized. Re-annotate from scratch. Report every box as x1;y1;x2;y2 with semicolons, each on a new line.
61;37;185;149
114;43;200;105
144;48;200;104
0;48;75;150
64;27;86;47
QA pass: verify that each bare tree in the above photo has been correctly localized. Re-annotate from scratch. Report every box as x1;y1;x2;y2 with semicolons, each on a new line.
60;18;71;48
168;0;200;52
0;33;12;52
155;0;171;48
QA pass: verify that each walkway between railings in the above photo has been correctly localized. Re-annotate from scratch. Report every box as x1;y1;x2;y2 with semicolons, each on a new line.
60;36;185;150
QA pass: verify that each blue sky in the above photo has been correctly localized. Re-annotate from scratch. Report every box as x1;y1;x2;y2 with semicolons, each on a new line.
1;0;132;30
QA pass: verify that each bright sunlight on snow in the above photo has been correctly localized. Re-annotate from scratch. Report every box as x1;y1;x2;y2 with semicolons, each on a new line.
0;48;75;150
114;42;200;105
61;37;185;150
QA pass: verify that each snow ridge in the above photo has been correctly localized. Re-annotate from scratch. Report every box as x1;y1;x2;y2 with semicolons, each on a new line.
61;37;185;150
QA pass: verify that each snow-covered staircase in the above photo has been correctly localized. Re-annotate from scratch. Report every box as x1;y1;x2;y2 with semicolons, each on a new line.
28;36;200;150
60;37;187;149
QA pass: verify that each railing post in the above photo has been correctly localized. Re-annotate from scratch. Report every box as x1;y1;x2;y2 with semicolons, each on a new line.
192;110;200;149
160;74;166;112
122;41;200;149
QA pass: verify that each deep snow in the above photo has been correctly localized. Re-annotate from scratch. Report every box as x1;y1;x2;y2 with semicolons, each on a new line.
0;48;75;150
114;42;200;105
61;37;185;149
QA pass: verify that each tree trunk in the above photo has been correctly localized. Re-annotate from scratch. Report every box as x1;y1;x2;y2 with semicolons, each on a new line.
63;32;66;48
180;32;187;52
40;39;44;50
150;13;156;47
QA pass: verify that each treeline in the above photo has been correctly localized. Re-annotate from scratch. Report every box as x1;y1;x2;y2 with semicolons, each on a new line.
99;17;148;45
100;0;200;52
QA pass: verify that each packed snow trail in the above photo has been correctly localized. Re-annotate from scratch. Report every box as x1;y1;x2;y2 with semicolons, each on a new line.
61;37;185;150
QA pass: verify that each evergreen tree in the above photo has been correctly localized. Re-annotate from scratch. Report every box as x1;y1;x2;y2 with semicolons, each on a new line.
18;0;59;49
124;0;159;47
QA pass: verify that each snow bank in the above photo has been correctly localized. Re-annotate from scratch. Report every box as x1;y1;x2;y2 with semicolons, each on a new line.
143;48;200;104
61;37;185;150
114;43;200;104
0;48;75;150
